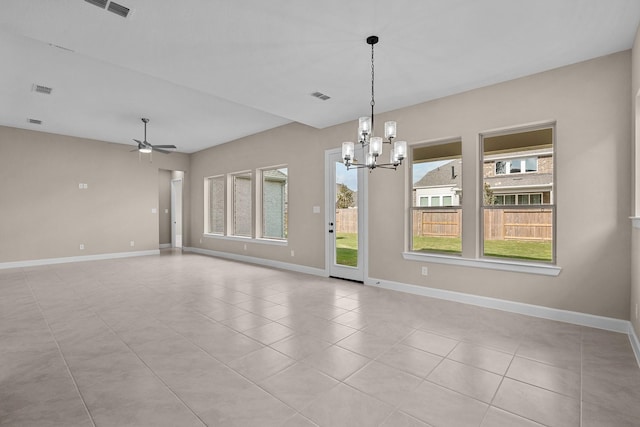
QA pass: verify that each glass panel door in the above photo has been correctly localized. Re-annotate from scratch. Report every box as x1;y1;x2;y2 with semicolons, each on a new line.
325;148;365;282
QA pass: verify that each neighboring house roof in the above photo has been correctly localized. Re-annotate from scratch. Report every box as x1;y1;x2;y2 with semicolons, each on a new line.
414;159;462;188
485;173;552;190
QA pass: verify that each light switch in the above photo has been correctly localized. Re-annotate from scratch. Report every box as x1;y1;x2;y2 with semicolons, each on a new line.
151;208;157;214
165;209;169;214
313;206;320;214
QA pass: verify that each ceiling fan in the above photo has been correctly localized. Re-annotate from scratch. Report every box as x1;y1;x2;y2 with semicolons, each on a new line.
132;118;176;154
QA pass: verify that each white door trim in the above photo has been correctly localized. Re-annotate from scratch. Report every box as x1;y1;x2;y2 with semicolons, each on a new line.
324;148;368;282
171;178;183;248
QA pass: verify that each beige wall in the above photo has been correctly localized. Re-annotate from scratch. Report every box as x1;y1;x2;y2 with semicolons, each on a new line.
631;24;640;336
190;51;632;320
158;169;172;245
0;127;190;262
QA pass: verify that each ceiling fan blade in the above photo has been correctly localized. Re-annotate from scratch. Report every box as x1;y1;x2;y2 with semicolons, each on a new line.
153;145;177;149
133;139;142;144
152;147;172;154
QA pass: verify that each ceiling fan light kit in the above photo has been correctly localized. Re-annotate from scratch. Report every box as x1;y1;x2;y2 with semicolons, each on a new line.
133;117;177;155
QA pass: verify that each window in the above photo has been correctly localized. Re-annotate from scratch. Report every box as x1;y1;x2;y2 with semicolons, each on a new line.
493;193;544;206
232;171;252;237
205;175;224;234
411;140;462;255
482;127;554;263
261;167;288;240
495;157;538;175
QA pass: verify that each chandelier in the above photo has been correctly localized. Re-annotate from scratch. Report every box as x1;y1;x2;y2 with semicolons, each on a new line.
341;35;407;170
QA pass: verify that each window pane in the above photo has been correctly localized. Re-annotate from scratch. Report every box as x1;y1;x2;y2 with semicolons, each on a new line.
207;176;224;234
335;163;358;267
530;193;542;204
411;140;462;255
233;172;252;237
262;168;287;239
482;127;554;262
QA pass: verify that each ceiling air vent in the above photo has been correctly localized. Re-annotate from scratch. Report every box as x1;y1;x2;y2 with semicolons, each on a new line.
33;84;53;95
28;118;42;125
107;2;130;18
85;0;108;9
311;91;331;101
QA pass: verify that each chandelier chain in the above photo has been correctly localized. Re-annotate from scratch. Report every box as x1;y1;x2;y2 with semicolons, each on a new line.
370;41;375;131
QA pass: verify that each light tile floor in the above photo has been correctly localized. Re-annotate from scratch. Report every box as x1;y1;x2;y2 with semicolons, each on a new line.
1;251;640;426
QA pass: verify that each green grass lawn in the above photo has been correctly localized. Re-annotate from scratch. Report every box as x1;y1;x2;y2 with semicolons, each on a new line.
337;233;552;264
413;235;552;262
336;233;358;266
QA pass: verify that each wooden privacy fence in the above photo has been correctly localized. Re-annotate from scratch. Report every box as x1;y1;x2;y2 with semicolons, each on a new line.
484;208;552;241
335;208;358;233
340;207;552;241
412;209;461;238
410;207;552;241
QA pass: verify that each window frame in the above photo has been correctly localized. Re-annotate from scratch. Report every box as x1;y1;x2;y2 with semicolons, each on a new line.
403;122;560;276
495;157;538;175
204;174;225;235
257;165;288;242
229;170;253;238
409;138;463;256
480;124;556;264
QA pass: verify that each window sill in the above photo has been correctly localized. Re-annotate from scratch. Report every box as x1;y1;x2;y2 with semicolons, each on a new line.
202;234;287;246
402;252;561;276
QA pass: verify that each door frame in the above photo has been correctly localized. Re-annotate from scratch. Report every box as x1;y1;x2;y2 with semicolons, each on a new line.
324;148;368;282
170;178;183;248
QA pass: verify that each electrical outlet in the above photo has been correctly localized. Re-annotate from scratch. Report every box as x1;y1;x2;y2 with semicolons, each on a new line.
243;244;247;251
130;241;135;247
291;250;295;257
79;244;85;250
421;266;428;276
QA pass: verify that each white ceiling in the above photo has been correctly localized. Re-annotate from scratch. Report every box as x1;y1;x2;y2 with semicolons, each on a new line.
1;0;639;153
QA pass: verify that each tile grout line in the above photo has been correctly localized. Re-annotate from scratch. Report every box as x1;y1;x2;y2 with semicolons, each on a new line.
134;298;307;418
59;267;211;426
24;272;98;427
87;305;210;427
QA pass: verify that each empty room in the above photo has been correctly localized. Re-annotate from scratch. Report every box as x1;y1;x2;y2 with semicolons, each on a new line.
2;1;640;426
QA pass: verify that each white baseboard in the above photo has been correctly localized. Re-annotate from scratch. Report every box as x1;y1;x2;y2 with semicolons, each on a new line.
366;277;630;334
0;250;160;270
630;324;640;367
183;247;326;277
159;244;172;249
